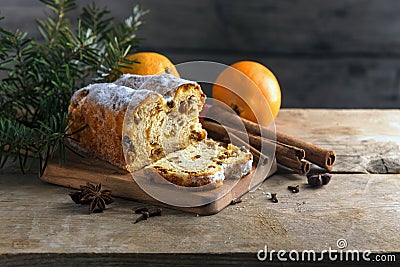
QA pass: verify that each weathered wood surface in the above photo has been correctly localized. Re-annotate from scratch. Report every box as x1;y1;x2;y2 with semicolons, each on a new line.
41;154;277;215
1;172;399;253
2;0;400;108
277;109;400;174
0;109;399;265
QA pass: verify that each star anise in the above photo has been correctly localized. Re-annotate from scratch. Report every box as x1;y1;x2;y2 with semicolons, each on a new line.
69;182;114;214
69;191;85;204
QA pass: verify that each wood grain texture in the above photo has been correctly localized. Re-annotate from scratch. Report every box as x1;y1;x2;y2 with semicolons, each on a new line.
0;109;399;262
276;109;400;174
40;152;277;215
1;172;399;254
1;0;400;108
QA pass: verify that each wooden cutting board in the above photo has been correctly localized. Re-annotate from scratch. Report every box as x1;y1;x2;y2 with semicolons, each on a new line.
41;151;277;215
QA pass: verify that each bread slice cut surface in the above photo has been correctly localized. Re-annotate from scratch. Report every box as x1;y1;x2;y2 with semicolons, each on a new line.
145;139;253;187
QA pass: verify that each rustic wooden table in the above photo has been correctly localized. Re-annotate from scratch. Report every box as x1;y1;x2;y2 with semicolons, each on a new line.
1;109;399;265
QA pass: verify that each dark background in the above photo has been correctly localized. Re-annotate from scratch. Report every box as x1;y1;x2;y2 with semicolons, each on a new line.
2;0;400;108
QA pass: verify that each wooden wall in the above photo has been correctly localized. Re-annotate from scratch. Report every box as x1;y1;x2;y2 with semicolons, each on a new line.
2;0;400;108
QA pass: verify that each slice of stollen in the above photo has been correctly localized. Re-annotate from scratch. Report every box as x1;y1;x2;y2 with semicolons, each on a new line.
145;139;253;187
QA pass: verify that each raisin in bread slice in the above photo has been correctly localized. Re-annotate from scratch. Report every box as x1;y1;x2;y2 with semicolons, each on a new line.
145;139;253;187
115;74;206;153
68;80;206;171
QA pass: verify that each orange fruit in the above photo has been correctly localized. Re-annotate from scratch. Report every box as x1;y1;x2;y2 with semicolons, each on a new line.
121;52;180;77
212;61;281;126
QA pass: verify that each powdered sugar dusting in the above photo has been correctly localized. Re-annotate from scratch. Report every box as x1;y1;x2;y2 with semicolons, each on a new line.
115;74;200;98
72;83;158;114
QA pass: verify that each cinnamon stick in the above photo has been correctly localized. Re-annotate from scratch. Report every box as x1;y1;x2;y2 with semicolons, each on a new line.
275;131;336;171
278;156;311;175
203;120;310;175
205;106;336;171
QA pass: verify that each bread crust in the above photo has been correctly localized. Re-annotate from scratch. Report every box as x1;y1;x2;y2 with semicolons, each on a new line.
68;75;253;188
145;139;253;187
68;75;207;171
115;74;205;101
68;84;159;169
150;165;224;187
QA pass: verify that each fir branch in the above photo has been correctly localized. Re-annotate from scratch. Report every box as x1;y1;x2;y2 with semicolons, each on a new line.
96;37;132;82
112;5;149;48
0;0;147;175
0;113;70;175
37;0;77;46
80;3;113;43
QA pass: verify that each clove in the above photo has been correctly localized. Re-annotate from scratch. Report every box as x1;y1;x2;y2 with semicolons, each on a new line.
321;173;332;185
307;173;332;186
307;174;323;186
270;193;278;203
134;211;150;224
230;197;243;205
134;207;149;214
149;208;163;217
134;207;163;224
288;185;300;193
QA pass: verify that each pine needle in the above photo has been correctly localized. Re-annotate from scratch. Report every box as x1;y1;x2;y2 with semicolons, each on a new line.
0;1;147;175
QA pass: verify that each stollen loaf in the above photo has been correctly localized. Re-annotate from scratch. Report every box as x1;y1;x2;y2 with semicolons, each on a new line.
68;74;254;187
68;75;207;171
